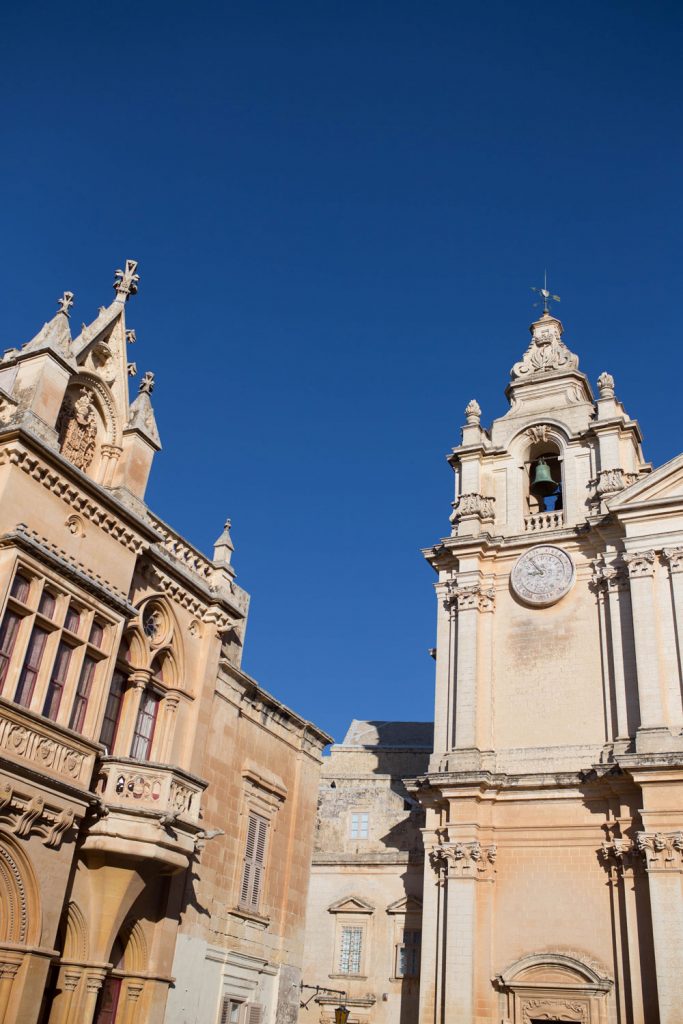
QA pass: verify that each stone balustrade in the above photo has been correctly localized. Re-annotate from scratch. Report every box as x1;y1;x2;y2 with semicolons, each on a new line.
95;756;205;826
524;510;564;532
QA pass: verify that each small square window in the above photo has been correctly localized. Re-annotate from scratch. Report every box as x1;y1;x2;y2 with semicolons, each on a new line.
350;812;369;840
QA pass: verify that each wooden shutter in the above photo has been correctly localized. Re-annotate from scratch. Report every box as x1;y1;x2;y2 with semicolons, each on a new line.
239;813;268;910
219;997;230;1024
244;1004;263;1024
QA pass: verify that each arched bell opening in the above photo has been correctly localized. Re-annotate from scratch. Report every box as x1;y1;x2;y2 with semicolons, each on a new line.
526;439;563;515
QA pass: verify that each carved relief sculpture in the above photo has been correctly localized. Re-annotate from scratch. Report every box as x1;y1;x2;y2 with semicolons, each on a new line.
57;389;98;471
511;316;579;380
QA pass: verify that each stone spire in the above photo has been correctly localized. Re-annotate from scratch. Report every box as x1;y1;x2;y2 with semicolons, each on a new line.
20;292;76;362
213;519;235;575
127;371;160;448
113;259;140;302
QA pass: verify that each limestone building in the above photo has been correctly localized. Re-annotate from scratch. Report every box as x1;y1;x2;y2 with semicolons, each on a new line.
0;264;329;1024
299;721;430;1024
412;304;683;1024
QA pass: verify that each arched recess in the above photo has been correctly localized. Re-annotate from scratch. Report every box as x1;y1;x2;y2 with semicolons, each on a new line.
495;951;612;1023
0;831;41;946
56;372;121;480
121;596;185;683
116;919;149;974
60;901;89;961
510;422;569;520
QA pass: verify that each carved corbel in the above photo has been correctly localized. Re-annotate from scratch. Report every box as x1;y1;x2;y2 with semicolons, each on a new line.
43;807;75;849
13;795;44;838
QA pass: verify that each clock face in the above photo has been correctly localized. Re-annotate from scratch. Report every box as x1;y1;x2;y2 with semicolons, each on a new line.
511;545;575;607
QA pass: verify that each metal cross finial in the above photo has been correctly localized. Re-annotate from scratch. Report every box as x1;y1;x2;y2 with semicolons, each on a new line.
139;371;155;395
113;259;140;300
531;270;561;315
57;291;75;317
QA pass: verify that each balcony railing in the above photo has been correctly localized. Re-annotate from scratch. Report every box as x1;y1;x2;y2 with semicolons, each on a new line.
524;511;564;532
95;756;205;827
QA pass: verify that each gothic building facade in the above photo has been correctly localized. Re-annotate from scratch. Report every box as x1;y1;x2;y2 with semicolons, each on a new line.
0;264;329;1024
412;307;683;1024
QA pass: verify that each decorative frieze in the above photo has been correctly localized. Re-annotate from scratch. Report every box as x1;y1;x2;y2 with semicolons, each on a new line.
428;840;497;879
623;550;656;578
522;999;588;1024
0;701;94;785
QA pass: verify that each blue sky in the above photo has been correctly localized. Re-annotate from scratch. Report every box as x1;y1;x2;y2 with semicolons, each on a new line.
1;1;682;742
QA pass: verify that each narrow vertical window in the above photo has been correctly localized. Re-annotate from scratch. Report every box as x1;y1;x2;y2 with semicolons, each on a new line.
219;999;242;1024
396;929;421;977
38;590;56;619
239;812;269;912
339;925;363;974
130;689;160;760
14;626;48;707
42;641;72;720
350;812;369;839
99;670;126;752
0;611;21;693
89;620;104;647
64;605;81;635
69;654;97;732
10;574;31;603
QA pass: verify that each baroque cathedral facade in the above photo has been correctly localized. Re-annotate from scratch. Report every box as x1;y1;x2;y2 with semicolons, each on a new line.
0;264;329;1024
302;307;683;1024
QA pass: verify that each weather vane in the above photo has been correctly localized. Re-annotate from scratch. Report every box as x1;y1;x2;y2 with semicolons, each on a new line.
531;271;561;314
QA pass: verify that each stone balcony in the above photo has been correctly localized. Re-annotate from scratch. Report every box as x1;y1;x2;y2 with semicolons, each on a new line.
95;756;205;827
85;757;207;869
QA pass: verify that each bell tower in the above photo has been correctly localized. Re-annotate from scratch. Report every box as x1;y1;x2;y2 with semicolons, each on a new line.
411;301;683;1024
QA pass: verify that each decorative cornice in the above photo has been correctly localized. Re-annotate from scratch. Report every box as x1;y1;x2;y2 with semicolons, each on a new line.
624;550;657;578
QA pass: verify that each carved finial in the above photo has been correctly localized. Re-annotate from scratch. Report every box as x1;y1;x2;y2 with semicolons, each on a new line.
57;291;74;317
531;270;561;315
597;371;615;398
213;517;235;571
126;329;137;345
464;399;481;425
139;371;155;394
113;259;140;300
127;362;137;377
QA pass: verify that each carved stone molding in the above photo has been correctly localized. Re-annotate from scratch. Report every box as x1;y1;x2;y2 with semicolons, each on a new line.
444;581;495;613
623;550;656;578
525;424;552;445
511;316;579;380
522;998;588;1023
636;830;683;871
662;547;683;574
0;704;93;785
590;563;628;594
0;781;77;850
428;840;497;879
449;492;495;524
596;468;629;496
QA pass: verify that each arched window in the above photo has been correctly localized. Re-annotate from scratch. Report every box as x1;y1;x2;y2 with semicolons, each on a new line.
526;439;563;514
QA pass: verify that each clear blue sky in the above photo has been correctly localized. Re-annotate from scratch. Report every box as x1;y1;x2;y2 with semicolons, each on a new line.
1;2;682;742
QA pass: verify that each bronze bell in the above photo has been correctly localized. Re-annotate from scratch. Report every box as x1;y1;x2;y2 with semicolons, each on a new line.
530;458;557;497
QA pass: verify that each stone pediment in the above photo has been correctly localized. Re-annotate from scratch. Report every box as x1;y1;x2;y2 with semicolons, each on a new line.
607;453;683;511
327;895;375;914
386;895;422;915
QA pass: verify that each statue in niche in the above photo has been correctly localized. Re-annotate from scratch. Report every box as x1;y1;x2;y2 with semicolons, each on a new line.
57;389;98;470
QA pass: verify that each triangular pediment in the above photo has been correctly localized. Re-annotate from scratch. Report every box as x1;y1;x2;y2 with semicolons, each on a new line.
327;895;375;915
386;895;423;915
608;453;683;511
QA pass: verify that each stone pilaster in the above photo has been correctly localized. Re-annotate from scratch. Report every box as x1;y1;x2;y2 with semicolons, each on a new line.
432;583;457;758
452;584;495;750
624;551;666;731
636;831;683;1024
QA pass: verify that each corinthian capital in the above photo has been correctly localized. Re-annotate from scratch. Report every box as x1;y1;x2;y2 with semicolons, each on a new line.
636;830;683;870
623;550;656;578
662;548;683;574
